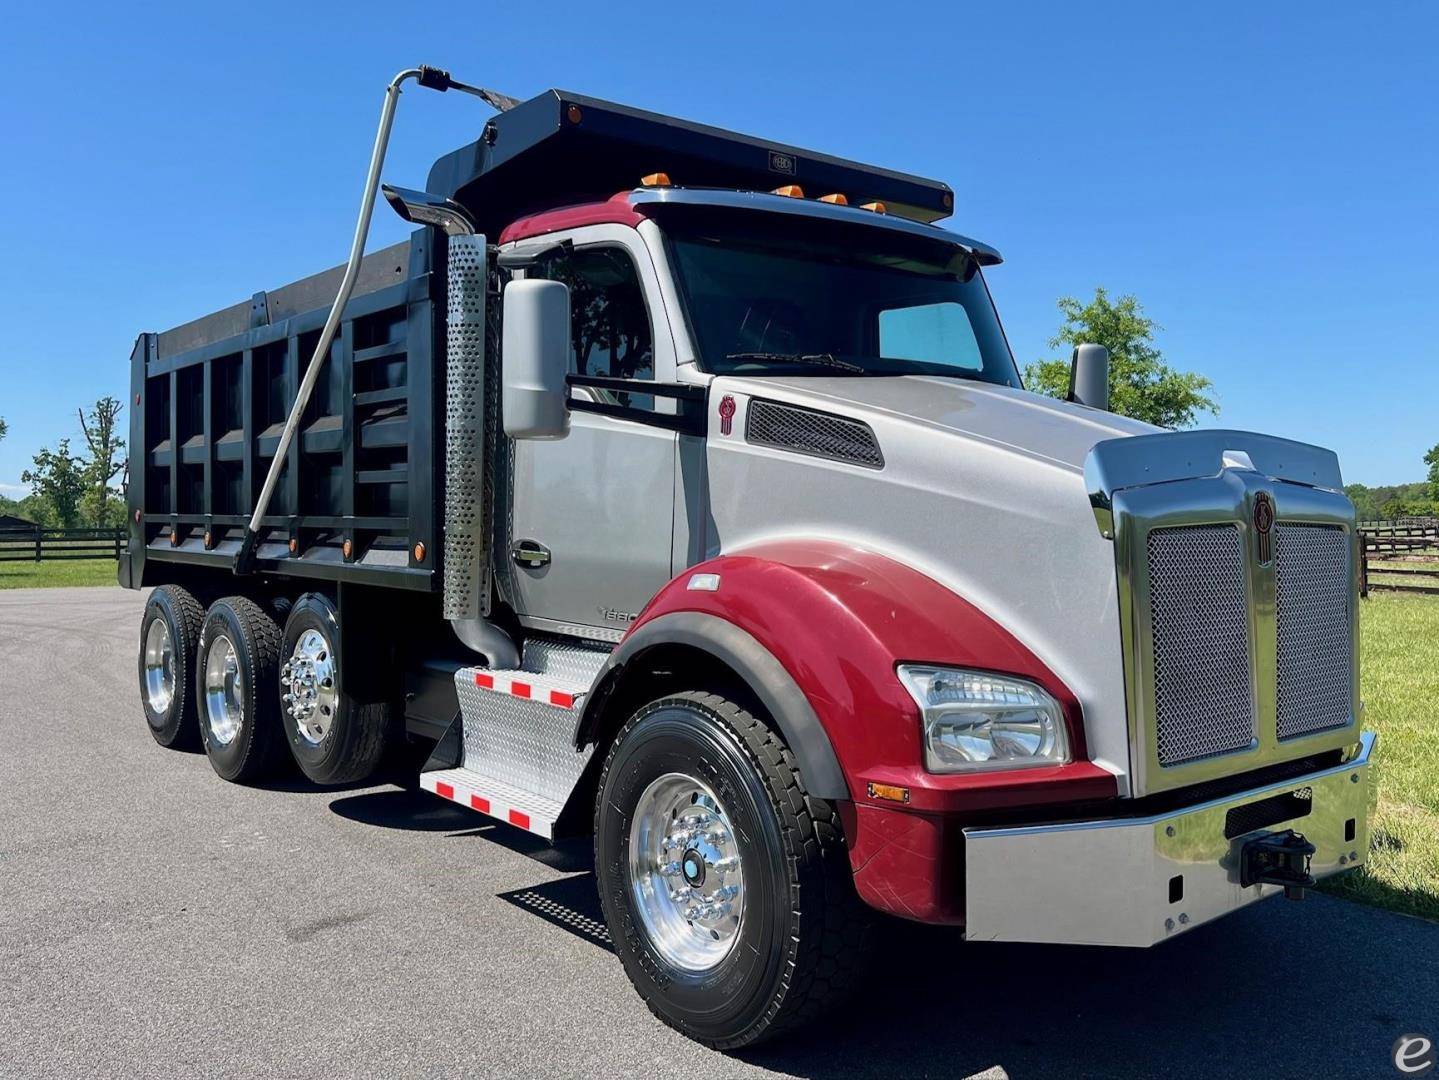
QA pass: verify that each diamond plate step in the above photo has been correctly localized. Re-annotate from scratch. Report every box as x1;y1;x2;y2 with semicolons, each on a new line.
421;767;567;840
424;638;611;839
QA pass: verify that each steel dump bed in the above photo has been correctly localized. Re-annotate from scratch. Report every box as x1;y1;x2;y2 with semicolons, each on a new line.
124;232;441;592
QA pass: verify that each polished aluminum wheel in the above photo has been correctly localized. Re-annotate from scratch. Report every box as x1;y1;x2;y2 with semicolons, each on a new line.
202;633;244;746
280;629;337;745
143;618;175;714
628;772;746;972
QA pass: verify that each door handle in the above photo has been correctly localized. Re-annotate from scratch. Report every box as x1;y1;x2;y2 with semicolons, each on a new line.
511;539;551;569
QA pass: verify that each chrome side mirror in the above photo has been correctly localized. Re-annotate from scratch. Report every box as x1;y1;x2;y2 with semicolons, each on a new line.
502;279;571;439
1068;343;1110;411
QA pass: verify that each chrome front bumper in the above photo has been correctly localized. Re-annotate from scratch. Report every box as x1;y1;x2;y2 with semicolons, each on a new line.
962;731;1376;947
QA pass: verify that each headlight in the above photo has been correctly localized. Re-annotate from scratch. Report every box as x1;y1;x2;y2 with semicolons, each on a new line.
897;666;1069;773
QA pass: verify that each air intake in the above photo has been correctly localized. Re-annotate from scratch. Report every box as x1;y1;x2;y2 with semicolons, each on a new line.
745;399;883;468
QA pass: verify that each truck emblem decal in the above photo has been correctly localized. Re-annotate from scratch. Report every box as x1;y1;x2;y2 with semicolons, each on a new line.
718;395;736;435
1253;491;1275;564
768;151;796;176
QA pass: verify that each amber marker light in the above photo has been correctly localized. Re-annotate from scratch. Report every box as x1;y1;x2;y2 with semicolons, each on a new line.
866;782;911;804
771;184;805;198
288;538;299;555
566;104;583;124
860;201;887;214
640;172;671;187
342;539;354;560
818;193;848;205
413;541;426;562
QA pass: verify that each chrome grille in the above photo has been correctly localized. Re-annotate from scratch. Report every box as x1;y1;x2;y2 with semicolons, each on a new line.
1275;525;1352;739
1147;525;1255;766
745;399;883;468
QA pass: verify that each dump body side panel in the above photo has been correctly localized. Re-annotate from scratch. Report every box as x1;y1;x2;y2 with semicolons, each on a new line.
124;230;444;593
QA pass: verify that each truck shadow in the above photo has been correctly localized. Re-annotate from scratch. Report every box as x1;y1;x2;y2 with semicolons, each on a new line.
495;865;1437;1080
735;900;1439;1080
327;787;1435;1079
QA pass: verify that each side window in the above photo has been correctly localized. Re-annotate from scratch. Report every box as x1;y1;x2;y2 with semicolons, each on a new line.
877;301;984;372
536;246;654;409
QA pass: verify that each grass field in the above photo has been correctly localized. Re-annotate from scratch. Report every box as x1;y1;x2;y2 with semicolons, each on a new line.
0;558;119;589
1322;591;1439;921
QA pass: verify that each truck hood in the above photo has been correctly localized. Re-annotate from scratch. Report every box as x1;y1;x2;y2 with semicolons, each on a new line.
725;374;1159;473
704;373;1157;788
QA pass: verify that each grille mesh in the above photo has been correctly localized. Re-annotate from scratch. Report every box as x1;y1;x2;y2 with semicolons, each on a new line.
745;400;883;468
1147;525;1255;766
1275;525;1352;739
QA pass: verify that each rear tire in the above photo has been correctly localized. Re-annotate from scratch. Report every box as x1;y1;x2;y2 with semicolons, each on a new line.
279;593;389;785
195;596;289;783
594;691;872;1049
138;585;204;749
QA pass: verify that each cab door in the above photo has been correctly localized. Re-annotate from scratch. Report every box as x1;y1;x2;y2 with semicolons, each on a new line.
505;228;680;636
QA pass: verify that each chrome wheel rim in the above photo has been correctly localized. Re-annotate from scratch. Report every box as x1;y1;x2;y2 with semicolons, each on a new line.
627;772;746;972
202;634;244;746
143;618;175;715
280;629;337;745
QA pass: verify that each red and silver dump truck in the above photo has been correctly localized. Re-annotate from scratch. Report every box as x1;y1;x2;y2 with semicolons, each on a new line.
123;68;1374;1047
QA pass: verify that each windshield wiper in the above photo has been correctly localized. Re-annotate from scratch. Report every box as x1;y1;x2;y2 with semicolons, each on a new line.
723;351;865;373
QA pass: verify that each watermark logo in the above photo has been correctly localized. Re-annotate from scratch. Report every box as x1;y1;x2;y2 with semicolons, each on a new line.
1393;1034;1435;1075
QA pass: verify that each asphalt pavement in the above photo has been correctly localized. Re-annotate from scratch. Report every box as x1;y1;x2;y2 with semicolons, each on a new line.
1;586;1435;1079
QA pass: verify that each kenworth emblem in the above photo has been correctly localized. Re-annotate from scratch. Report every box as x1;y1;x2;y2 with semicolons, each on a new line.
1253;491;1275;564
718;395;736;435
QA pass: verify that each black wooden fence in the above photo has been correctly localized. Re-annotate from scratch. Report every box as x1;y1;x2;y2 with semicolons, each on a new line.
1358;518;1439;597
0;527;124;562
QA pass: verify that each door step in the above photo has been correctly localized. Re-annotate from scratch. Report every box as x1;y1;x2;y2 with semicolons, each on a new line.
421;767;568;838
421;637;610;840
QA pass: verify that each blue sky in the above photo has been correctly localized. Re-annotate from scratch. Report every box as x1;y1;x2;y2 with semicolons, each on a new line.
1;3;1434;492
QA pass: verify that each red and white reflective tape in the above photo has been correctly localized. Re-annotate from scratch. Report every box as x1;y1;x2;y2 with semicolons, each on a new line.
472;670;577;709
421;771;554;838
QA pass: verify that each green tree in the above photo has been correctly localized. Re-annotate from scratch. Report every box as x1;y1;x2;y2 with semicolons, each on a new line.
78;397;126;527
1024;288;1218;429
21;440;87;528
1426;442;1439;501
0;416;7;442
1345;484;1379;522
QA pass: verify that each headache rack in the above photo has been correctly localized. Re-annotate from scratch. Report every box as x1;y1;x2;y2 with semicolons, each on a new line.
124;230;444;592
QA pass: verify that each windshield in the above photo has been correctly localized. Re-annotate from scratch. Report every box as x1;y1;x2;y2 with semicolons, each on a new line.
660;207;1020;385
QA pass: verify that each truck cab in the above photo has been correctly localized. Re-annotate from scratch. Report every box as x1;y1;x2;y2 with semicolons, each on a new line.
125;83;1373;1050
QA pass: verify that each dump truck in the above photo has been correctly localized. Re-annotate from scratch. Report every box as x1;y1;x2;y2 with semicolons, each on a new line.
123;67;1374;1048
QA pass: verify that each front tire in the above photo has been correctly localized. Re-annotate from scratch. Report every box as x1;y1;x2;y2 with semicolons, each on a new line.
279;593;389;785
594;691;871;1049
138;585;204;749
195;596;289;783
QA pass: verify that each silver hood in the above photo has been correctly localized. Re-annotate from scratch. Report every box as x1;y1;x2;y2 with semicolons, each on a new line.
702;374;1158;789
743;374;1159;472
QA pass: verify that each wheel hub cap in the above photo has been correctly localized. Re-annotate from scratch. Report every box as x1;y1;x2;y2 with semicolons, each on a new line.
143;618;175;714
628;773;745;972
280;629;336;744
202;634;244;746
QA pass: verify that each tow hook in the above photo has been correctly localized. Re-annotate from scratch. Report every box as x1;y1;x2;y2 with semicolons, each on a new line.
1239;829;1317;900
